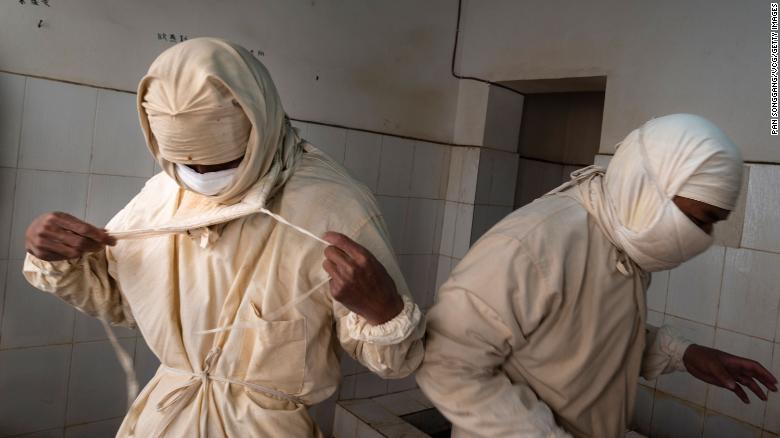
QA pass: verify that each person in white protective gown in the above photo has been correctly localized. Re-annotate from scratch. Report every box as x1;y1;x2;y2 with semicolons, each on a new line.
416;114;778;438
22;37;425;437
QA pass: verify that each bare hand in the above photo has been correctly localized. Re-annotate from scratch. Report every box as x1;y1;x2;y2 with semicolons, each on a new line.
683;344;778;403
25;212;116;261
322;232;404;325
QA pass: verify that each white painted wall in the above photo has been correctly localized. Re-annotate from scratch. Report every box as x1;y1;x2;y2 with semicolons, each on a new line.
0;0;460;143
456;0;779;162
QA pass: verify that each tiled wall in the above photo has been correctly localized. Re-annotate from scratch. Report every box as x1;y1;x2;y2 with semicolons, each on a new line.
3;72;777;438
0;71;161;438
0;71;455;437
584;155;780;438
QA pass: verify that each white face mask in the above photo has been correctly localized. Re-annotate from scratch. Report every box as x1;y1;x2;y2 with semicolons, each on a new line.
175;163;238;196
616;198;714;272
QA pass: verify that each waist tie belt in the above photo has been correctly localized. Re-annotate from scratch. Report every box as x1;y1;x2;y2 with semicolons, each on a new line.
128;347;304;438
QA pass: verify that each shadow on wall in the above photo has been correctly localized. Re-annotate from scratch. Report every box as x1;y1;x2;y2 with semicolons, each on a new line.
514;91;605;209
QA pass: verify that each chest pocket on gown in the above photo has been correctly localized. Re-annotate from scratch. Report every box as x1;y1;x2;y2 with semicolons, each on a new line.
237;302;307;396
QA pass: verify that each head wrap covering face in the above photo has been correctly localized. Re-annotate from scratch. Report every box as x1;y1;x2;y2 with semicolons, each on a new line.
137;37;303;205
547;114;743;273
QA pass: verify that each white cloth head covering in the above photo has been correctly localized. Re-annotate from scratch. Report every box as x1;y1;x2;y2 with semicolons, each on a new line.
546;114;743;273
137;37;303;205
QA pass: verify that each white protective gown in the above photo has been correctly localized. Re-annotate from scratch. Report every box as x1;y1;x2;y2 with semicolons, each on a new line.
24;145;425;437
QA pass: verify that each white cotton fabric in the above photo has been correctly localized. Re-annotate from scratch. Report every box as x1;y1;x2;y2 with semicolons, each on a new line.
23;37;425;438
346;294;424;345
546;114;742;272
417;195;693;438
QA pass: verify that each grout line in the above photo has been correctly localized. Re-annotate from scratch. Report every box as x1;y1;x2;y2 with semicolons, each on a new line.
712;247;728;333
62;321;77;431
374;135;386;196
0;170;23;332
14;77;27;170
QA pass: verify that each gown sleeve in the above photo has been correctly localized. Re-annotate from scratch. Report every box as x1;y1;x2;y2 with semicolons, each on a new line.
22;245;135;328
334;214;425;378
640;324;693;380
21;206;136;328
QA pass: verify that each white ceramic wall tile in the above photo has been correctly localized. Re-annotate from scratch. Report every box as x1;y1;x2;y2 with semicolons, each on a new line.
373;391;428;417
290;120;308;137
445;148;464;202
630;384;653;436
475;149;493;205
649;394;704;438
718;248;780;341
453;80;489;146
714;165;749;248
458;148;480;204
410;141;449;199
0;260;7;330
0;168;16;259
308;393;336;437
452;203;474;259
666;246;725;325
387;375;417;393
483;85;524;152
398;255;436;309
438;201;458;257
431;200;445;257
343;131;381;192
339;349;359;376
339;374;357;400
434;256;453;297
561;165;581;182
66;338;136;424
333;404;358;438
707;329;772;426
470;205;511;244
134;337;160;388
1;260;75;349
375;196;407;253
355;421;385;438
345;398;400;427
19;78;96;173
91;89;154;178
766;343;780;433
85;174;146;227
515;158;564;208
0;72;26;167
64;417;123;438
400;198;439;255
0;345;71;435
742;164;780;253
647;310;664;326
489;153;519;207
354;372;388;399
306;124;347;164
376;136;414;196
702;411;762;438
15;428;65;437
646;271;670;313
9;169;89;258
593;154;613;168
73;311;136;343
657;315;715;405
